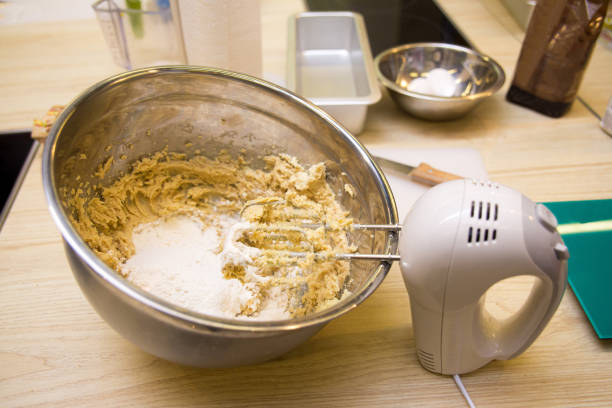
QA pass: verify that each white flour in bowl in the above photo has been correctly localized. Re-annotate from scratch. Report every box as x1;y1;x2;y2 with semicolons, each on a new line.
408;68;456;97
120;214;290;320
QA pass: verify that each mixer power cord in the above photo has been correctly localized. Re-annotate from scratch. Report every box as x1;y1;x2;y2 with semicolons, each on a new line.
453;374;476;408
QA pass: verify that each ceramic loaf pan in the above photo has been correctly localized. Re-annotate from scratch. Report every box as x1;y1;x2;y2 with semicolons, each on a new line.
287;12;381;135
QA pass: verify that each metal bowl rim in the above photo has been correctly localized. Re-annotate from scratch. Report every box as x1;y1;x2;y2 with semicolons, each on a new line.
42;65;399;333
374;42;506;101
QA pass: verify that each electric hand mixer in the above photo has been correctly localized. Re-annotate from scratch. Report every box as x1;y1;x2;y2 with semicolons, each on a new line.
240;179;569;375
398;179;568;374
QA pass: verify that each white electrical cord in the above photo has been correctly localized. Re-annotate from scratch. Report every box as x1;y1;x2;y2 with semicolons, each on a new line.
453;374;476;408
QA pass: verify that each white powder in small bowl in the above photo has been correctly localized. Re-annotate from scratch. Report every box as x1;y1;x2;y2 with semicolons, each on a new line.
407;68;456;97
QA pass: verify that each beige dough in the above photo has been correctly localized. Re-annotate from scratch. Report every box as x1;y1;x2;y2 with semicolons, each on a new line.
66;150;354;318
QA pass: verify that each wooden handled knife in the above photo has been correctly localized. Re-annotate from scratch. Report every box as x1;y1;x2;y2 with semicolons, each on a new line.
373;155;463;186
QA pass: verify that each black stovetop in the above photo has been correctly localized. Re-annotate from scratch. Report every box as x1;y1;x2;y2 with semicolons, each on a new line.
306;0;472;55
0;131;37;229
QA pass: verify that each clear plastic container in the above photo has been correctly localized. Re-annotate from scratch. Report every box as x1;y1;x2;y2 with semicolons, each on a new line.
601;96;612;136
600;9;612;50
92;0;184;69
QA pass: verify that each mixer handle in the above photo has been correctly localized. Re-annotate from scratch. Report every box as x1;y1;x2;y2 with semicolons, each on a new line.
490;262;567;360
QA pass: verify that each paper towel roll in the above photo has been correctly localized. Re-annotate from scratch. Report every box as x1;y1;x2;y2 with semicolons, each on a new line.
171;0;262;77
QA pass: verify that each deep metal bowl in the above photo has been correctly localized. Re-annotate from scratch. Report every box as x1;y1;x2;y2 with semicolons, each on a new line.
42;66;398;367
375;42;505;120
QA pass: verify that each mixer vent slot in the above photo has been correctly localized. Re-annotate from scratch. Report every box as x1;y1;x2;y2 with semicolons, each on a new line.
468;200;499;243
468;227;498;243
417;349;436;371
470;201;499;221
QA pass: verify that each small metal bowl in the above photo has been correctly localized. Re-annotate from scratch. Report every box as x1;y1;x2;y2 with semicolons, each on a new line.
374;42;505;120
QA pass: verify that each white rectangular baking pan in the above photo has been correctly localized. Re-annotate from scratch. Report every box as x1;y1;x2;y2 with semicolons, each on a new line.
287;12;381;135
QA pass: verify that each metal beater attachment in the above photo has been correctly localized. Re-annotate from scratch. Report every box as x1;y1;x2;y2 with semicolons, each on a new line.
237;198;402;262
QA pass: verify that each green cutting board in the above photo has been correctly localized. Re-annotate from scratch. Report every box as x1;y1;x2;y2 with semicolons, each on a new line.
544;199;612;339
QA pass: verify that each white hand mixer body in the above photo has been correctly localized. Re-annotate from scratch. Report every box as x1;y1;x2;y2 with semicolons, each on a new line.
399;179;568;375
235;178;568;375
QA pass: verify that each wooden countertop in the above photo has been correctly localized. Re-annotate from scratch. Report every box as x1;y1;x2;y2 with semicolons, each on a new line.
1;1;611;407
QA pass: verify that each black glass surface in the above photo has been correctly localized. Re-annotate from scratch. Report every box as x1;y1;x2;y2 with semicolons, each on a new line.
0;131;36;222
306;0;472;56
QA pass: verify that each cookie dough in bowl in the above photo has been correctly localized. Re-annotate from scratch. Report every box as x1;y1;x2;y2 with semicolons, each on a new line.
43;67;397;367
71;150;354;320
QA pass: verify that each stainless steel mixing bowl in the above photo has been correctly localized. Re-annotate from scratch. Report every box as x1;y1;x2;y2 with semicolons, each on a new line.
375;42;505;120
42;66;398;367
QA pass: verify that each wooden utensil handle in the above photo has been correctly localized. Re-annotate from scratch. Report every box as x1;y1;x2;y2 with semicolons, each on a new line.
32;105;64;141
411;162;462;186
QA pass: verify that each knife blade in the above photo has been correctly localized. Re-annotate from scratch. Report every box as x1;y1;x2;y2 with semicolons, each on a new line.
373;155;463;186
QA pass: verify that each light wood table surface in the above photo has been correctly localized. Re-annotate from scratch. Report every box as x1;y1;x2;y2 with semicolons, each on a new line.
1;1;611;407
